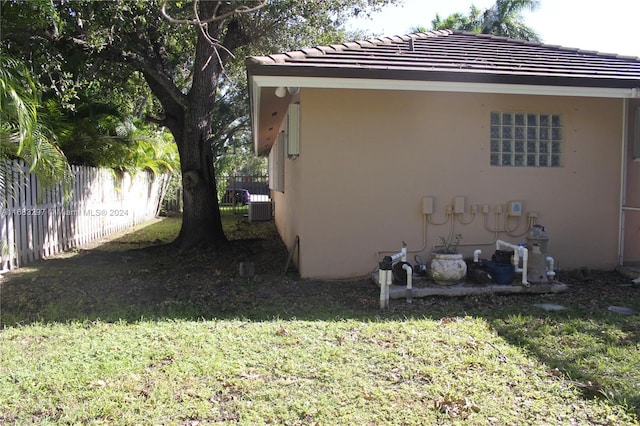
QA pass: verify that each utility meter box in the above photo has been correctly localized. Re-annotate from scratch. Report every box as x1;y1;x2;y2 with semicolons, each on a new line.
508;200;523;216
422;197;434;215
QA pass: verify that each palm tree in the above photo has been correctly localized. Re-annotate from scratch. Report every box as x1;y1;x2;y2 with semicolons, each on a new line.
479;0;540;41
0;55;73;265
430;0;540;42
0;54;72;191
429;6;483;33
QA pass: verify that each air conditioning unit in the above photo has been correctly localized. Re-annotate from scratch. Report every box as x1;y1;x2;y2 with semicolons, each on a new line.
249;201;272;222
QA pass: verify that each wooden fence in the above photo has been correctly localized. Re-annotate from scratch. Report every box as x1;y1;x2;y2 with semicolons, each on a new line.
0;160;171;272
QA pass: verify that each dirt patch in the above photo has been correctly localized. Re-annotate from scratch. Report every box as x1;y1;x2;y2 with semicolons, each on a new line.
0;217;380;324
1;218;638;325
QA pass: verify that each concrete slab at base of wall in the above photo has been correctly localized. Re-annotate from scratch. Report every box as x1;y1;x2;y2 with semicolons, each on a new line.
371;274;568;299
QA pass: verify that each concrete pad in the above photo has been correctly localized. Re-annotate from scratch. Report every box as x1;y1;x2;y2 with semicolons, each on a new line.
372;274;568;299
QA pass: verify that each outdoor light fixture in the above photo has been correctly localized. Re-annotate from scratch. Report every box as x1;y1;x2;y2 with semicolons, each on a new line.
275;86;300;97
274;86;287;98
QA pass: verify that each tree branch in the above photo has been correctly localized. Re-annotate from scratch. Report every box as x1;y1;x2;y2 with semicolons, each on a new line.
144;113;166;126
160;0;267;25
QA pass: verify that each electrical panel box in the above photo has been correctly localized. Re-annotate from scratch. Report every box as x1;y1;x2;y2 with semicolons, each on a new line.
454;196;465;214
422;197;434;215
508;200;523;216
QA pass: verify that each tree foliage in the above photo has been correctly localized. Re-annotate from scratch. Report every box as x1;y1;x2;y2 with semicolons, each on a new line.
430;0;541;42
0;54;72;190
1;0;397;249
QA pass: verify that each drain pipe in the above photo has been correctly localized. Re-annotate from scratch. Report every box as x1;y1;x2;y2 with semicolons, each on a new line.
617;100;629;265
496;240;529;286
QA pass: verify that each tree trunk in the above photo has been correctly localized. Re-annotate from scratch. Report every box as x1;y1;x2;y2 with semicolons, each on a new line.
152;2;229;250
173;113;228;250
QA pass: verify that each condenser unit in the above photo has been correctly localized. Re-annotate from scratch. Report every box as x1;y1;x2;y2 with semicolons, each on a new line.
249;201;272;222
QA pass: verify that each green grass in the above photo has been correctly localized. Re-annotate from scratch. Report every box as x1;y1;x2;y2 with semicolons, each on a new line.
1;215;639;424
2;318;636;425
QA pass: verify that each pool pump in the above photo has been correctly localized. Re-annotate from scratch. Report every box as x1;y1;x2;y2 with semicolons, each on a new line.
526;225;549;283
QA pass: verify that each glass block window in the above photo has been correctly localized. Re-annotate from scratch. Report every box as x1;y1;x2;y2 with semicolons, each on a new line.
490;112;563;167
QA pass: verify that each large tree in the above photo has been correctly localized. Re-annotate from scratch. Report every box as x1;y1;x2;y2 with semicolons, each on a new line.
1;0;395;250
431;0;540;42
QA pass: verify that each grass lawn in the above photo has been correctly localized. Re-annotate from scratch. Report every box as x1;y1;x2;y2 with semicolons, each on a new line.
1;212;639;425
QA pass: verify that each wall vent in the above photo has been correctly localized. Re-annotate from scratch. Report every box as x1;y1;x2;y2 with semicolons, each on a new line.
249;201;272;222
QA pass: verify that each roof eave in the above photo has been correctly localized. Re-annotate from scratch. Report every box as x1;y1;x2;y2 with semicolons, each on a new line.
247;64;640;91
247;65;640;156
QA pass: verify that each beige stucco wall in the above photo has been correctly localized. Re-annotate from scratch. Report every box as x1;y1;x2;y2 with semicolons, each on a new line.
274;88;624;279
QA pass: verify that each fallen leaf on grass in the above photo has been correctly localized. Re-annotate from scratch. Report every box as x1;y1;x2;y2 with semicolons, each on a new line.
466;336;479;349
88;379;106;388
276;327;289;336
573;380;606;399
433;394;480;419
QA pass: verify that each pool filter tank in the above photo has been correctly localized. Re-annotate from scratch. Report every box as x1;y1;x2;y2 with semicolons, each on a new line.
526;224;549;283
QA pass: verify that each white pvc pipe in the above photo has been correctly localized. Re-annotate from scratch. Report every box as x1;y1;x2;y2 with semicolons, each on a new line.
379;243;413;309
385;268;392;307
473;249;482;263
389;242;408;262
403;263;413;304
617;100;628;266
379;269;387;309
379;268;394;310
546;256;556;279
496;240;529;285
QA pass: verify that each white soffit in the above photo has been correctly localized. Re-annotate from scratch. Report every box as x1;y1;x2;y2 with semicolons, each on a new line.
252;75;639;99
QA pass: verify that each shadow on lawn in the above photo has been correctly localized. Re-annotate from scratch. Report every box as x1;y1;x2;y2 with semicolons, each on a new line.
1;217;638;415
0;216;381;325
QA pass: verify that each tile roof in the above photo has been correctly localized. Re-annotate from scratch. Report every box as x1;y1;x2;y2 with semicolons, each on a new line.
247;30;640;89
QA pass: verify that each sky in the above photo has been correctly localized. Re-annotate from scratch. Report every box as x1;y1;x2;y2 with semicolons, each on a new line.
347;0;640;58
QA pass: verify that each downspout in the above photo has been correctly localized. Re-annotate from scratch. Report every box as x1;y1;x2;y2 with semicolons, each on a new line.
618;99;629;266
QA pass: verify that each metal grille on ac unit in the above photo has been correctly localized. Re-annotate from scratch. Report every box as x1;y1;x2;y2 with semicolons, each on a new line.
249;202;272;222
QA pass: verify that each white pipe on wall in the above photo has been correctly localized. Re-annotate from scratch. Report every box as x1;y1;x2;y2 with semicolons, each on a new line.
618;99;629;265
